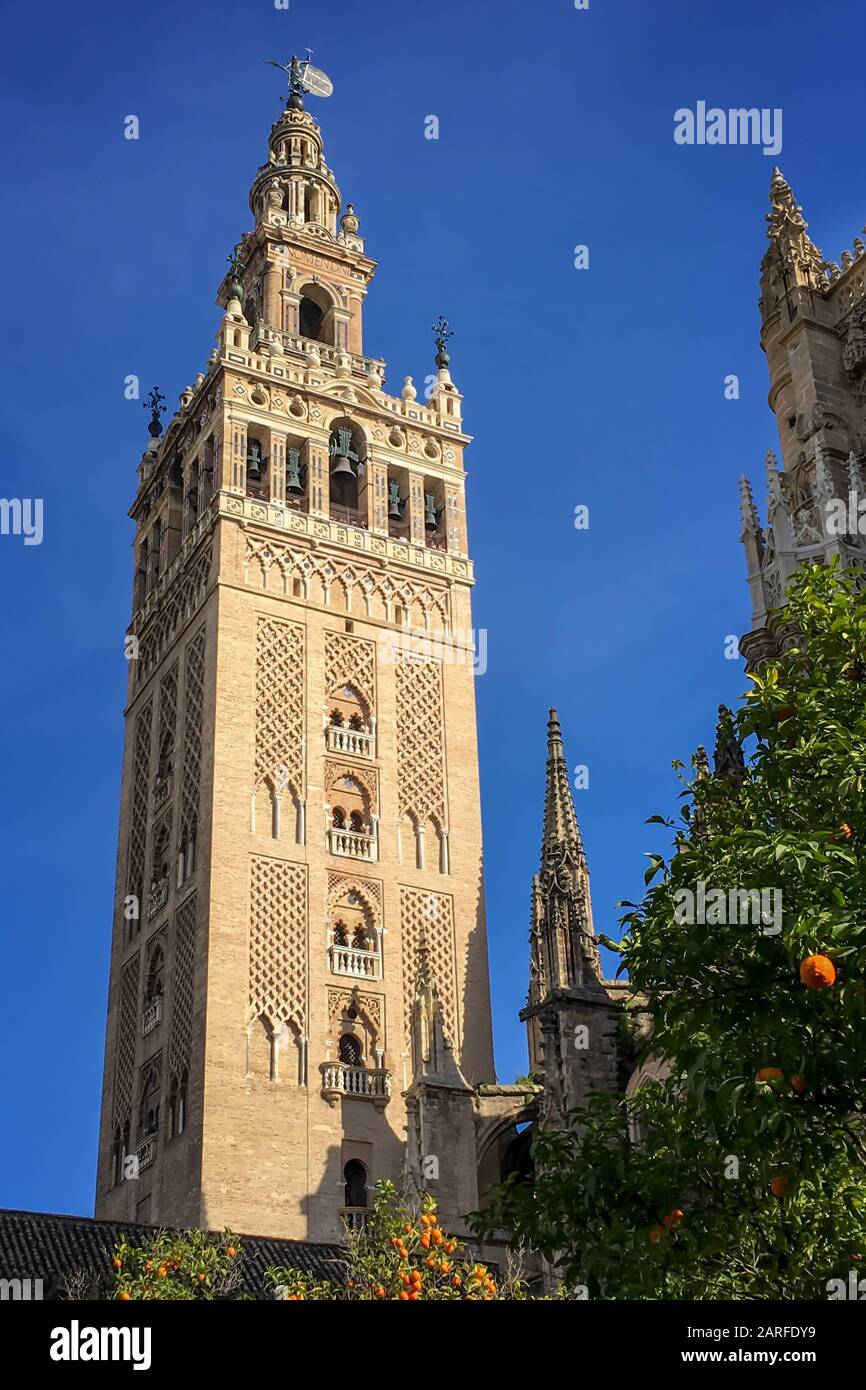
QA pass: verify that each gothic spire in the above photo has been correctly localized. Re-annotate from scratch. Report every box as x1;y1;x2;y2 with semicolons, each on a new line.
764;167;826;289
542;708;585;859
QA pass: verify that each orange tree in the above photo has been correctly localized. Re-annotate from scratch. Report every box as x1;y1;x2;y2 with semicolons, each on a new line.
266;1182;535;1300
474;562;866;1298
111;1228;245;1300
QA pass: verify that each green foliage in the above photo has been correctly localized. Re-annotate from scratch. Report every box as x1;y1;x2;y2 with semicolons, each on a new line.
475;563;866;1298
111;1228;245;1300
267;1182;535;1299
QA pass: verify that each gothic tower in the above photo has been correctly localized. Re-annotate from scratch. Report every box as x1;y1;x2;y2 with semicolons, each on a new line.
95;77;495;1242
521;711;622;1129
740;170;866;667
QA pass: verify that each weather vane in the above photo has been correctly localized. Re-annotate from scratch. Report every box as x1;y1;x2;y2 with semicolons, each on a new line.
432;315;454;367
263;52;334;111
144;386;166;438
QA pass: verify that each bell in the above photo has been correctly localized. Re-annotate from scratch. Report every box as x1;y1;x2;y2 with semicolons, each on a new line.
424;492;439;530
388;480;403;520
286;447;304;495
246;441;264;482
330;453;356;481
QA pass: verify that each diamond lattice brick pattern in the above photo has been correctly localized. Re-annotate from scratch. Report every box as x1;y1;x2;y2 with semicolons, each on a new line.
400;887;458;1049
249;856;308;1032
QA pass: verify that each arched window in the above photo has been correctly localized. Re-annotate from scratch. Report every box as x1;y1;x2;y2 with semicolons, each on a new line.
332;806;346;829
343;1159;367;1209
352;924;370;951
349;809;365;833
146;944;165;1003
298;283;334;344
333;921;349;947
339;1034;362;1066
348;712;364;731
139;1065;161;1138
329;708;344;727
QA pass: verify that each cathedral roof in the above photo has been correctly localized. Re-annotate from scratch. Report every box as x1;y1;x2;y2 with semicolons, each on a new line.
0;1207;345;1300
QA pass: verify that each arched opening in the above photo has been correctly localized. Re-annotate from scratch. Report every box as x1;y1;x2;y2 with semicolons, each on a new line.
339;1034;363;1066
139;1064;161;1139
328;419;366;521
343;1159;367;1209
298;283;335;345
145;943;165;1005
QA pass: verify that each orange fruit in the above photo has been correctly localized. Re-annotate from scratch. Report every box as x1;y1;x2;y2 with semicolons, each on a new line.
226;1246;237;1259
663;1209;684;1230
118;1291;131;1300
425;1257;436;1269
445;1240;456;1254
399;1291;409;1301
144;1260;153;1272
376;1286;385;1298
420;1234;430;1249
790;1075;807;1095
112;1257;122;1271
649;1226;664;1244
157;1266;167;1278
428;1215;438;1226
197;1273;206;1284
800;954;836;989
770;1175;790;1200
756;1067;784;1084
838;823;854;841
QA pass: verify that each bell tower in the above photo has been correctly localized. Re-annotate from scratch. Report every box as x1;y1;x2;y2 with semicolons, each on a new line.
95;65;495;1242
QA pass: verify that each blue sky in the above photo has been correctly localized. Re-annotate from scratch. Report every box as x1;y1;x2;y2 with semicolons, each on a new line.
0;0;863;1218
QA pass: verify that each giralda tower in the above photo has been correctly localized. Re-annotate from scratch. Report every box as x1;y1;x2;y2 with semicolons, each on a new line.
95;65;495;1241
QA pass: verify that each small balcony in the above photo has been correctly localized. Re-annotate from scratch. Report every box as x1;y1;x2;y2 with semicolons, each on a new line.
320;1063;391;1106
325;724;374;759
148;878;169;919
327;827;377;861
135;1135;157;1173
328;943;380;980
141;997;163;1037
341;1208;372;1234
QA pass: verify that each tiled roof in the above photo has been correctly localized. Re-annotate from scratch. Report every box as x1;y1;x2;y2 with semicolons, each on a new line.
0;1207;346;1299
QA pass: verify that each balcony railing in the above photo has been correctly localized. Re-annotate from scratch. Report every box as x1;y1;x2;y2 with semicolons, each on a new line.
135;1135;157;1173
325;725;374;759
320;1063;391;1104
327;828;377;861
148;878;169;919
141;997;163;1037
328;944;380;980
341;1208;372;1234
